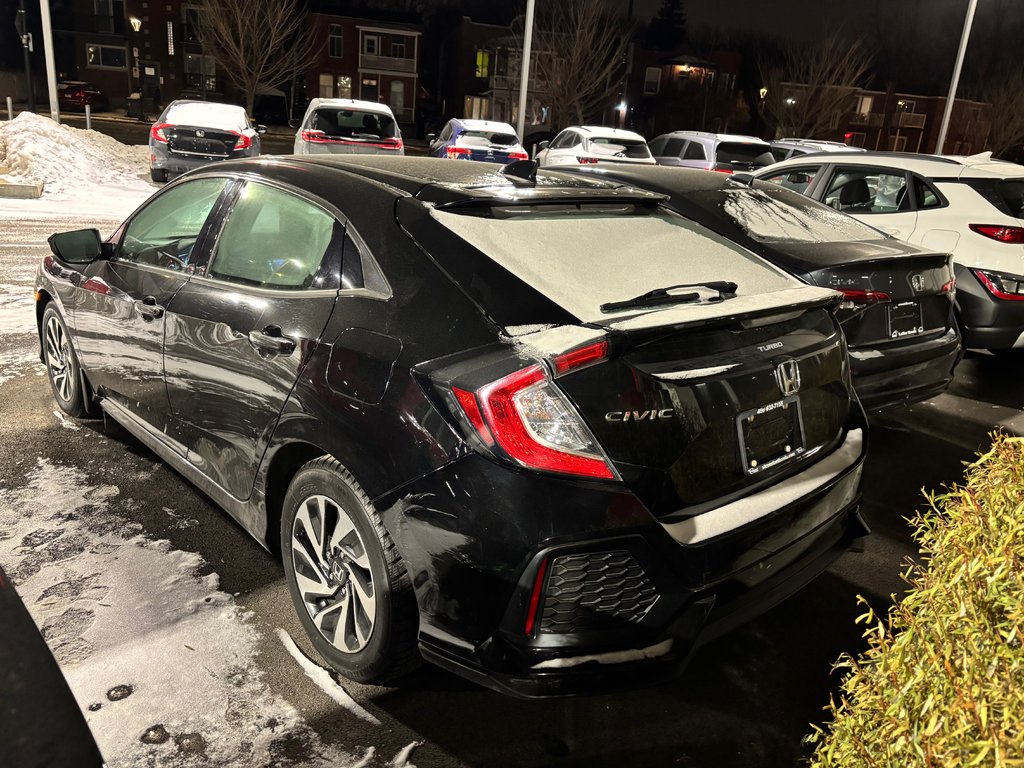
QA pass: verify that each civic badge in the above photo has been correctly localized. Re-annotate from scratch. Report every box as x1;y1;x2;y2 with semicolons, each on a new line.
910;273;925;292
774;359;801;397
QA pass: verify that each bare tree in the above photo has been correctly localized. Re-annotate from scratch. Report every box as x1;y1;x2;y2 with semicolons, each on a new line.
197;0;321;116
979;69;1024;158
512;0;632;130
760;33;873;139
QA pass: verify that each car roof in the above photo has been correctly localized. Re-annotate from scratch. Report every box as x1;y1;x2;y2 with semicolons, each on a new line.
572;126;647;142
657;131;769;145
306;98;396;117
193;156;666;208
760;150;1024;179
455;118;518;135
773;139;864;152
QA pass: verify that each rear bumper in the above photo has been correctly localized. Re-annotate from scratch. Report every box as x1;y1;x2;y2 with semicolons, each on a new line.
150;144;258;174
955;265;1024;350
384;422;867;698
849;327;961;411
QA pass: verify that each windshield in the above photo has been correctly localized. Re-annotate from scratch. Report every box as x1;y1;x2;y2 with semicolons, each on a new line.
715;142;775;167
431;207;794;322
459;130;518;146
589;137;652;159
311;108;398;139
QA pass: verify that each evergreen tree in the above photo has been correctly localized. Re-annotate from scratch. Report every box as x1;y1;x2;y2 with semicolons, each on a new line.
647;0;687;52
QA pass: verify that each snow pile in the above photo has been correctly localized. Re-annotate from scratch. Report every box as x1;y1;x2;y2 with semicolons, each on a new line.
0;112;151;197
0;458;368;767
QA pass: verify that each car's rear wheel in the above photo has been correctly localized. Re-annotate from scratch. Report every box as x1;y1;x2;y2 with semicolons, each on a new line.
150;168;167;183
42;304;87;418
281;457;419;684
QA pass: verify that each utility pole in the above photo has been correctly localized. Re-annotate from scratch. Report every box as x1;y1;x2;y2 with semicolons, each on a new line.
936;0;979;154
516;0;536;141
38;0;58;122
15;0;35;113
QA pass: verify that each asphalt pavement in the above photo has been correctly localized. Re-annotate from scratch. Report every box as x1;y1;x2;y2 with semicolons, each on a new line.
2;209;1022;767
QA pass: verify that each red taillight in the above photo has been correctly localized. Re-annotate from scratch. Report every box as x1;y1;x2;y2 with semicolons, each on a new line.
507;151;529;161
576;156;599;164
150;123;172;143
452;365;616;480
974;269;1024;301
839;288;890;304
552;341;609;376
447;145;472;158
712;168;734;174
969;224;1024;244
232;131;252;151
524;558;548;636
451;387;494;446
301;129;325;143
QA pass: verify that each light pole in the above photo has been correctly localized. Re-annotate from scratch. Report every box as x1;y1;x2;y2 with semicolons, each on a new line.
38;0;59;122
516;0;535;141
935;0;979;154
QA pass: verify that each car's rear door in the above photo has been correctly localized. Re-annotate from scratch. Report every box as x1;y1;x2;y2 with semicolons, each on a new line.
819;165;919;240
162;179;345;500
75;176;233;435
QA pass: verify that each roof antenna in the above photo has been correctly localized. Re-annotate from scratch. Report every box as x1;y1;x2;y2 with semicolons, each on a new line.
501;159;539;184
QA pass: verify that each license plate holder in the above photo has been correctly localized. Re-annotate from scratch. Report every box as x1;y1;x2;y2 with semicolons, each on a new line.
736;396;805;475
888;300;924;339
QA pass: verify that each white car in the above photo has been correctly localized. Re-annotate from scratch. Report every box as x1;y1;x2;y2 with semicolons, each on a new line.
648;131;774;172
756;151;1024;350
293;98;403;155
535;126;655;167
770;138;867;162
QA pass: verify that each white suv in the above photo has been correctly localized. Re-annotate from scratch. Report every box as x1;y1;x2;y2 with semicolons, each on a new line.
535;126;655;167
293;98;404;155
648;131;775;173
755;151;1024;350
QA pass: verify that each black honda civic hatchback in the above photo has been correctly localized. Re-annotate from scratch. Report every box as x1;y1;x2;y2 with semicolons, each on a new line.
36;156;868;697
568;165;962;411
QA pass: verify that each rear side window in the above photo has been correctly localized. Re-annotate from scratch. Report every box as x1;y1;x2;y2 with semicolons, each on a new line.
663;138;687;157
761;167;819;194
311;107;398;139
588;137;652;159
647;137;667;155
208;182;341;290
715;142;774;167
118;177;228;270
770;147;790;162
996;181;1024;217
914;176;943;209
683;141;706;160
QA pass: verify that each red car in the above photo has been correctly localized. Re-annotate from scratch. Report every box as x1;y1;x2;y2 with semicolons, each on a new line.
57;81;109;112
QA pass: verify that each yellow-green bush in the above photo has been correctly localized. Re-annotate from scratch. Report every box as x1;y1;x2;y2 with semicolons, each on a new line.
807;434;1024;767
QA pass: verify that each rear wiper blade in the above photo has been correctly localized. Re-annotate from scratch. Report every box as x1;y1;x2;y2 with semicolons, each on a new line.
600;281;738;313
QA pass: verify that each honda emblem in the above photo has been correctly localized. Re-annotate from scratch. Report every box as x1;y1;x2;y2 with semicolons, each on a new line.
196;130;205;138
911;274;925;292
774;359;801;397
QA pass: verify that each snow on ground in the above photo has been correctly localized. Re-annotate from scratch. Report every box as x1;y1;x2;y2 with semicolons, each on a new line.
0;112;154;218
0;458;366;767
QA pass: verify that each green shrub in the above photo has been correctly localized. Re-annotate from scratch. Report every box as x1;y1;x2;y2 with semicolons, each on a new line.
807;433;1024;767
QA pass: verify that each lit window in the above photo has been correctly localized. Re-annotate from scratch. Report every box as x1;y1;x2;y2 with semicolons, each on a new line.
475;49;489;78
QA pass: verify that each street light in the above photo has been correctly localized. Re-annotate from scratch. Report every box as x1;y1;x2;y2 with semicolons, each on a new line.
936;0;979;154
516;0;536;142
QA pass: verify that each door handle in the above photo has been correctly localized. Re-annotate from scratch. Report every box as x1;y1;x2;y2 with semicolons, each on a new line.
248;325;296;356
134;296;164;320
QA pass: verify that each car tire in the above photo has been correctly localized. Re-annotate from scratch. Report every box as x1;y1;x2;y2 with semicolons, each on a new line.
281;457;420;684
150;168;167;183
42;304;88;418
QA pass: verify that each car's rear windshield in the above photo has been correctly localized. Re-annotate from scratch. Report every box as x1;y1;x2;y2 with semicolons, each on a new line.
589;137;652;159
459;130;518;146
685;183;887;244
311;108;398;139
164;104;247;132
430;207;794;322
715;142;775;167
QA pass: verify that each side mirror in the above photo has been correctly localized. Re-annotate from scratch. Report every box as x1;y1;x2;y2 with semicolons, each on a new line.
48;229;103;263
425;133;436;143
256;124;267;134
538;140;550;151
